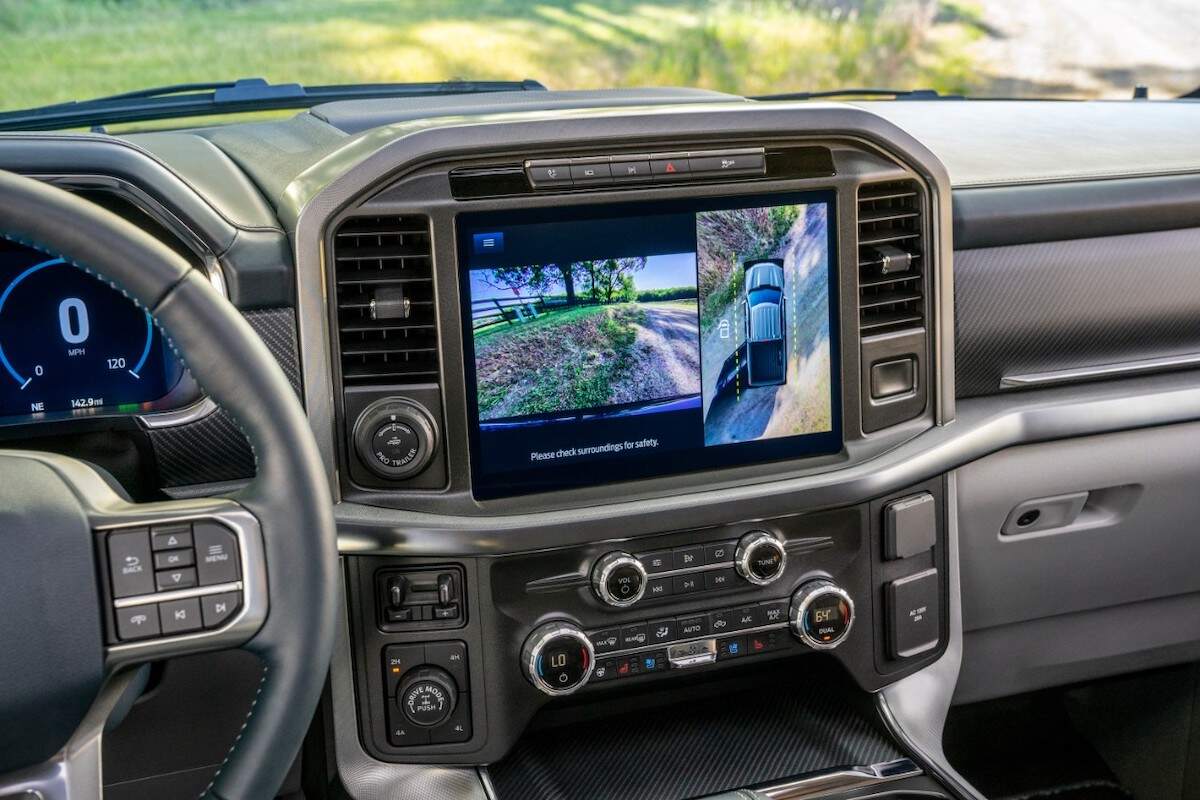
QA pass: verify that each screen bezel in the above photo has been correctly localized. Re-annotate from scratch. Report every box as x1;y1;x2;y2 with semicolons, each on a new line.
457;189;842;499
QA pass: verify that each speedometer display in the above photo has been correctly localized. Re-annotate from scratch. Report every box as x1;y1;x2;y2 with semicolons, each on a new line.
0;239;186;420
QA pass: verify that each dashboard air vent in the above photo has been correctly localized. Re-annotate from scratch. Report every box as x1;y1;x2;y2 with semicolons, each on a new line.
332;216;438;385
857;181;925;337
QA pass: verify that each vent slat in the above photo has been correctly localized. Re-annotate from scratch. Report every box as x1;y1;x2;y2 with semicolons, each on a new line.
332;215;439;386
857;180;925;337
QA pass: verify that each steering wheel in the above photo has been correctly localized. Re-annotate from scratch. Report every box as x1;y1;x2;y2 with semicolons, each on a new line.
0;171;338;799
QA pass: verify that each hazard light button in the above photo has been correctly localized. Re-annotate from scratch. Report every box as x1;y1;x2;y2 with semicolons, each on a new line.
650;154;691;177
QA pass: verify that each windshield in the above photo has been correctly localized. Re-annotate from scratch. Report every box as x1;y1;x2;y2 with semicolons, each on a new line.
2;0;1198;121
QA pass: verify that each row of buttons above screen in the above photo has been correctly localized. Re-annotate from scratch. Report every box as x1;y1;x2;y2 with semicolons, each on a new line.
526;148;766;189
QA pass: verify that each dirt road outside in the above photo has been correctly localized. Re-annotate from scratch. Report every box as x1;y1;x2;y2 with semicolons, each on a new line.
614;302;701;405
967;0;1200;98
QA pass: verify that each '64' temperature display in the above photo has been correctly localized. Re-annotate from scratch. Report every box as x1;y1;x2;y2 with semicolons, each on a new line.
0;241;185;420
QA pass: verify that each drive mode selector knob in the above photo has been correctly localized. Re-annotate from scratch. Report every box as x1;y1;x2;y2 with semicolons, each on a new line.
522;622;595;696
591;552;647;607
397;666;457;727
791;580;855;650
735;531;787;586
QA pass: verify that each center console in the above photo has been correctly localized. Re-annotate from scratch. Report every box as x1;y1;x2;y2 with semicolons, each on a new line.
305;105;956;799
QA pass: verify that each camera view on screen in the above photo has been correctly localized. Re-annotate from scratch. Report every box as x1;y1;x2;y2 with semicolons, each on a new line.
697;203;833;445
471;254;700;422
460;193;840;497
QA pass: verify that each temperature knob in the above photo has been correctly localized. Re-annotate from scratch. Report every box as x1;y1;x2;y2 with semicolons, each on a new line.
735;531;787;586
591;552;647;607
791;580;855;650
522;622;595;696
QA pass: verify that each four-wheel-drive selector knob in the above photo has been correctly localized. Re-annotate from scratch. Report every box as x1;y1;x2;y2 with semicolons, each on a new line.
396;666;458;727
735;530;787;586
791;580;855;650
591;551;647;607
522;621;595;696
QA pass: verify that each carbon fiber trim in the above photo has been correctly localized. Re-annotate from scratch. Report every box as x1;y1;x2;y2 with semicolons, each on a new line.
955;227;1200;397
148;307;300;487
487;672;903;800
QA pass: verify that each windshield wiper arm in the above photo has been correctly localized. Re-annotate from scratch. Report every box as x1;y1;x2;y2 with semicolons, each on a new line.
0;77;549;132
750;88;962;101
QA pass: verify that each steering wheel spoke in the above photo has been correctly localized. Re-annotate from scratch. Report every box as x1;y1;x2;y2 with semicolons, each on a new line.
95;497;268;669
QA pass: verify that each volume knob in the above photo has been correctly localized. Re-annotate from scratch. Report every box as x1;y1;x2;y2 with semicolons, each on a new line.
591;552;647;607
522;622;595;696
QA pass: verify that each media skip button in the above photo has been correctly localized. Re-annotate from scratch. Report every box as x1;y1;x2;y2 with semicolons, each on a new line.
201;591;242;629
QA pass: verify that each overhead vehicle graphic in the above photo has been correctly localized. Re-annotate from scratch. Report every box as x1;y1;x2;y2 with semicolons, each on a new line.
742;259;788;387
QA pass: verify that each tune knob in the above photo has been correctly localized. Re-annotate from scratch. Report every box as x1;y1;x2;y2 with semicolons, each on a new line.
591;552;647;607
735;531;787;586
522;622;595;696
396;666;457;727
791;580;855;650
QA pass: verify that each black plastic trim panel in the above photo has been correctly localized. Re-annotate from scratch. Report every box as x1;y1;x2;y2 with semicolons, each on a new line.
147;307;301;487
954;226;1200;397
952;173;1200;250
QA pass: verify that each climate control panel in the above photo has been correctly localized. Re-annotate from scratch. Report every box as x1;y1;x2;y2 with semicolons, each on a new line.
520;581;854;695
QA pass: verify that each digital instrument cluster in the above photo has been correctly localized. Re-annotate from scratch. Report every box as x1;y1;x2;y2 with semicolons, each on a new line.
0;239;188;422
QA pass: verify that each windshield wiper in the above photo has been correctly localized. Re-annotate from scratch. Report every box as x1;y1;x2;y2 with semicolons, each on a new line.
751;88;962;101
0;77;548;132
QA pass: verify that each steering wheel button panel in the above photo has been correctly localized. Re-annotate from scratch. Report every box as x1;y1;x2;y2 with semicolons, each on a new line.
194;521;241;585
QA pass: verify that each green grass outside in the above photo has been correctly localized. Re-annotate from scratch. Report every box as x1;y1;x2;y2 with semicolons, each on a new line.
0;0;981;116
475;302;605;343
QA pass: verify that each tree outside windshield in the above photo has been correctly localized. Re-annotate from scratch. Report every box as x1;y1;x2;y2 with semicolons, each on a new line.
1;0;1197;115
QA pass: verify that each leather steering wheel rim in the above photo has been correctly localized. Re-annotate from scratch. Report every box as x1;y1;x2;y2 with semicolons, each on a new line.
0;170;339;800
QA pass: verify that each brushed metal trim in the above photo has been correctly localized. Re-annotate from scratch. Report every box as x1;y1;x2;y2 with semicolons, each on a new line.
757;758;920;799
112;579;242;608
1001;352;1200;389
137;395;219;428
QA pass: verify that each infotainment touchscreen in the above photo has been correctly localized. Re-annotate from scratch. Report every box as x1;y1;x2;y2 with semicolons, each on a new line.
458;191;840;498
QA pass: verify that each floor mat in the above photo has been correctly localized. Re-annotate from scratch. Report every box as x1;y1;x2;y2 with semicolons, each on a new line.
1000;779;1132;800
944;691;1132;800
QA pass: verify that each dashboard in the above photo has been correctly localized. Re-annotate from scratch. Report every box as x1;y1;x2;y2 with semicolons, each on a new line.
4;91;1200;800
